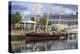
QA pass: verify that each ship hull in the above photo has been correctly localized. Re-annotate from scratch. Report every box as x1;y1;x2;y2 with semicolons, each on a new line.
26;32;68;42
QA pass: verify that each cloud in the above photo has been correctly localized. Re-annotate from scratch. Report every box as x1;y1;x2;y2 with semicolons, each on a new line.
10;1;78;16
50;5;77;15
19;10;32;17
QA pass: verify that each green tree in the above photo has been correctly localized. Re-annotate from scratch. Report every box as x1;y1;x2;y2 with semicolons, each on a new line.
31;17;35;21
11;12;21;24
31;17;52;26
38;18;52;26
31;17;39;22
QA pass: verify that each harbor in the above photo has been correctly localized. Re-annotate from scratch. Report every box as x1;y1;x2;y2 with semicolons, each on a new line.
11;38;78;52
9;1;78;53
10;27;78;53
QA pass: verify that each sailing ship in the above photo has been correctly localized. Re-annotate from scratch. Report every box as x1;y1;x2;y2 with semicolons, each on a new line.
24;3;68;42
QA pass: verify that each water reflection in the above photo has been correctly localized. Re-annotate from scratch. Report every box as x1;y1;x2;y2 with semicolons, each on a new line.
21;40;77;52
13;33;78;52
47;40;77;51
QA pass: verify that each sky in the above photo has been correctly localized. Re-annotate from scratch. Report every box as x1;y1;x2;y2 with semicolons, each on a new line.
9;1;78;18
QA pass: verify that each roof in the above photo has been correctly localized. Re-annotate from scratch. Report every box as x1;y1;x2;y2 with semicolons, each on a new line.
21;20;37;23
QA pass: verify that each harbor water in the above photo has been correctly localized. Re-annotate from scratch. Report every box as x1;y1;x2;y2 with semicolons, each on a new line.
12;33;78;53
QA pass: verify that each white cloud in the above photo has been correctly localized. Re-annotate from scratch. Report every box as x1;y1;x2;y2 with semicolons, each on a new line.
19;10;31;17
33;3;42;15
51;5;76;15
